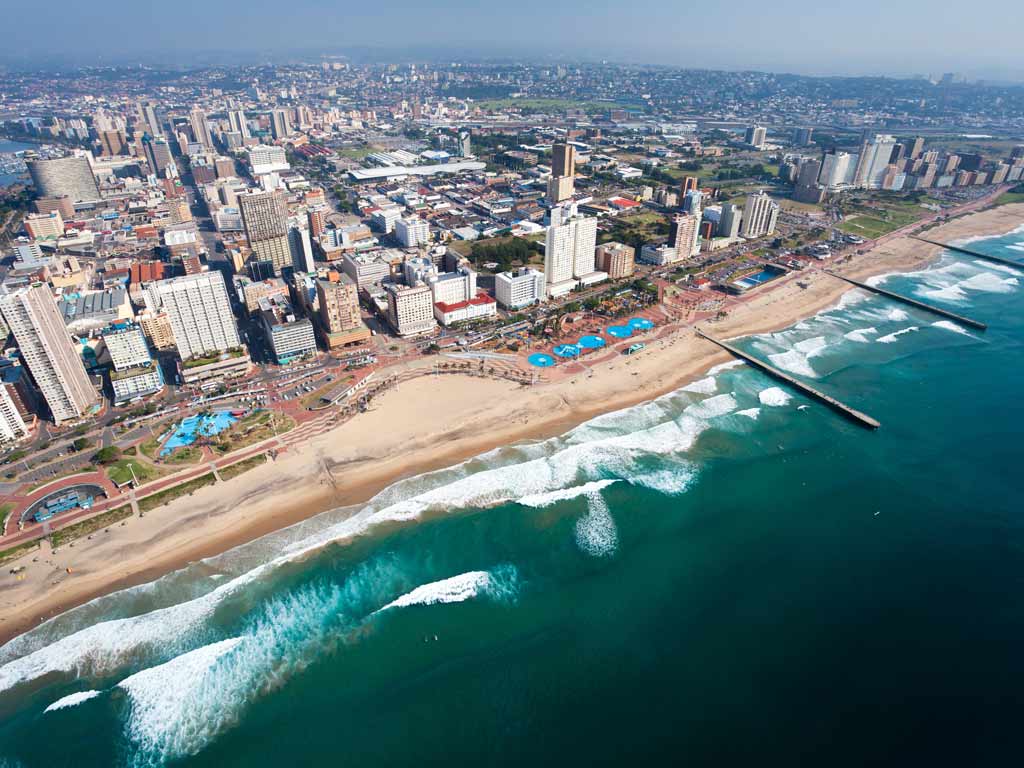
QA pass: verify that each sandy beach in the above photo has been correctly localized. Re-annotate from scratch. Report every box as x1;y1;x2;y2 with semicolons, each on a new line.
2;202;1022;645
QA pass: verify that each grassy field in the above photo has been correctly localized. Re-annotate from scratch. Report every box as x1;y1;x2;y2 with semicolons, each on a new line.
335;147;375;160
138;473;217;513
992;187;1024;207
838;197;934;239
108;458;165;487
210;411;294;455
0;540;39;567
50;505;133;548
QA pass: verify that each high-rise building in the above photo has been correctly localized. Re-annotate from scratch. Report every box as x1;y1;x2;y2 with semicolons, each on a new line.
740;192;780;238
551;142;576;177
142;135;175;178
718;202;742;239
547;142;576;203
682;189;703;216
679;176;699;198
792;128;814;146
27;154;100;203
595;242;636;279
905;137;925;160
240;191;292;275
103;325;163;405
395;217;430;248
818;151;860;191
668;213;701;259
495;268;545;309
23;211;64;240
385;283;436;336
793;159;824;204
315;275;370;348
0;284;97;424
288;226;315;273
189;107;213;148
458;131;472;157
270;109;292;139
745;125;767;150
855;135;899;188
544;213;599;297
148;272;241;361
227;109;251;139
0;384;28;444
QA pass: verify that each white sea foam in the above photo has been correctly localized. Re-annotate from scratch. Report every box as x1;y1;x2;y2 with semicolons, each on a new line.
575;492;618;558
797;405;811;411
768;349;817;378
961;272;1018;293
683;393;738;419
886;308;910;322
736;408;760;420
876;326;919;344
43;689;102;713
974;260;1024;274
119;637;244;763
844;326;878;343
681;376;717;394
758;387;792;407
377;571;495;612
630;465;697;495
931;320;972;337
922;283;968;302
1007;244;1024;252
793;336;829;356
837;289;871;309
707;359;744;376
518;479;619;508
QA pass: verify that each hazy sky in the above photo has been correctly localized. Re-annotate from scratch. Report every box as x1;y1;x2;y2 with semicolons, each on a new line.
5;0;1024;79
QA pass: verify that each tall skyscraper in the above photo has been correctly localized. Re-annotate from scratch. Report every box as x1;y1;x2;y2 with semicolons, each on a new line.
745;125;767;150
27;154;100;203
270;109;292;139
740;192;780;238
0;385;28;444
668;213;701;259
315;275;371;347
544;213;598;297
0;284;97;424
142;134;175;178
679;176;699;199
855;135;899;189
547;142;577;203
189;107;213;148
228;109;251;139
240;191;292;275
148;272;241;361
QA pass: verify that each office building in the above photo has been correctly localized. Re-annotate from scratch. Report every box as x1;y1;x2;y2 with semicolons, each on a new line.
793;128;814;146
546;174;575;203
288;226;315;272
148;272;241;361
259;296;317;365
745;125;767;150
227;109;250;139
547;142;576;203
818;151;859;191
740;192;780;238
495;268;545;309
342;251;392;291
682;189;703;215
271;109;292;139
0;284;97;424
386;282;436;336
679;176;699;198
793;159;824;204
316;275;371;348
27;154;100;203
248;144;289;175
189;107;213;148
718;202;742;239
240;191;292;275
595;242;635;279
395;217;431;248
142;135;175;178
668;213;701;259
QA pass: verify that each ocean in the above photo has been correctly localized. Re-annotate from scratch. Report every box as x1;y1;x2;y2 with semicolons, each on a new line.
1;230;1022;767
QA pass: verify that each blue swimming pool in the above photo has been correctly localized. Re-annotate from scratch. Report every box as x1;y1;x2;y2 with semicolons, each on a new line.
528;353;556;368
578;335;606;349
627;317;654;330
735;269;779;289
606;325;634;339
552;344;581;358
161;411;238;456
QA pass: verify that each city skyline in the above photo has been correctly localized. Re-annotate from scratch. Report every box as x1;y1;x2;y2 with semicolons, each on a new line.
2;0;1023;81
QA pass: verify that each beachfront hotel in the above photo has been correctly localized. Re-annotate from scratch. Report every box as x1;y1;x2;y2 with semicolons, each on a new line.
146;272;241;361
0;283;98;424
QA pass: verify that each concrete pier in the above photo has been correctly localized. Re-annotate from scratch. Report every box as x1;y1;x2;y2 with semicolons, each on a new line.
911;236;1024;271
824;271;988;331
696;329;881;430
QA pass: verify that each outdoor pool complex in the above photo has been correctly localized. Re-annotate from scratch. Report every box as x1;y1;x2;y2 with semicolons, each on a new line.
734;269;780;289
527;353;555;367
161;412;238;456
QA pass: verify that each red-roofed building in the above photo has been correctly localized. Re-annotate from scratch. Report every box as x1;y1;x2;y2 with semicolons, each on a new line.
433;291;497;327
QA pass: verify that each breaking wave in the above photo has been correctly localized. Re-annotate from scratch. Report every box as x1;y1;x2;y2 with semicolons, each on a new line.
844;326;878;343
575;491;618;558
43;689;102;713
758;387;792;407
518;480;619;508
376;567;518;612
877;327;920;344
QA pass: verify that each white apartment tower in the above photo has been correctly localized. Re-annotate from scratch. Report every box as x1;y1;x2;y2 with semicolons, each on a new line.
740;192;781;239
544;213;599;297
0;386;28;443
148;272;241;361
0;283;97;424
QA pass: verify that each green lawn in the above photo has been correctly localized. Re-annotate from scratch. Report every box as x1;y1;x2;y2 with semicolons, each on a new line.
219;454;267;482
107;458;163;487
138;473;217;513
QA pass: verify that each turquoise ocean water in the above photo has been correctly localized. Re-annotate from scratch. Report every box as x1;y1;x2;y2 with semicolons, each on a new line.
1;229;1022;767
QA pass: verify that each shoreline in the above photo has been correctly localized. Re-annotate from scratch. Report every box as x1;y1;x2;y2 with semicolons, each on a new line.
2;202;1022;648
